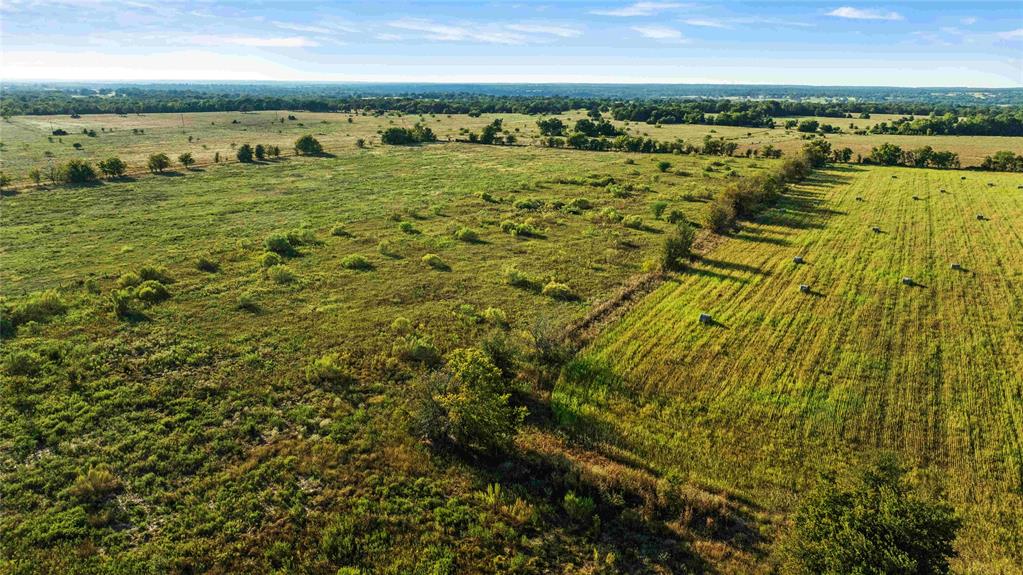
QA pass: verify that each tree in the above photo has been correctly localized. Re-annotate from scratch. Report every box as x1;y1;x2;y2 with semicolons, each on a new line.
98;157;127;178
294;134;323;155
661;222;696;271
797;119;819;133
236;144;254;163
60;159;98;183
410;348;526;455
869;142;905;166
0;172;10;191
536;117;565;136
28;168;42;185
785;456;960;575
254;144;266;161
178;152;195;169
802;139;832;168
147;153;171;173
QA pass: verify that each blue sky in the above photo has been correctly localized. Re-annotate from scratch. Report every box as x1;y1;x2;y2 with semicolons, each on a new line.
1;1;1021;87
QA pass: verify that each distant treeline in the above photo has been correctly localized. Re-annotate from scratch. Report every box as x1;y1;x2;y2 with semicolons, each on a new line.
3;86;1022;135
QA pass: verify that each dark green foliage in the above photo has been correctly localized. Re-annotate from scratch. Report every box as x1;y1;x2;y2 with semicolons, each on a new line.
97;157;127;178
195;256;219;272
59;159;97;183
785;456;961;575
340;254;373;271
661;222;696;271
305;354;355;387
541;281;574;300
294;134;323;155
381;124;436;145
135;280;170;304
147;153;171;173
4;289;67;334
236;144;254;163
409;348;526;455
178;152;195;168
264;233;297;257
657;161;672;172
706;198;737;233
536;117;565;136
254;145;266;161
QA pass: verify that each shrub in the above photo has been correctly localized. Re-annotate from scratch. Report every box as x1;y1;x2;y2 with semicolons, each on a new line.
285;228;317;246
398;221;418;234
657;160;672;172
69;466;122;506
569;197;592;210
482;307;508;327
706;199;736;234
4;350;44;377
390;316;412;334
254;145;266;161
666;209;687;224
294;134;324;155
330;224;352;237
60;159;98;183
236;292;259;312
138;265;173;284
594;207;623;224
195;256;219;273
378;241;400;258
651;201;669;220
454;227;479;242
478;191;497;203
236;144;254;163
147;153;171;173
9;289;67;327
178;152;195;169
305;354;355;387
503;266;535;290
784;456;960;575
117;272;142;288
393;334;440;365
513;198;542;210
410;348;526;454
260;251;284;268
97;157;127;178
541;281;574;301
340;254;373;271
135;280;170;304
623;215;644;230
264;234;297;257
110;289;135;319
661;223;696;271
422;253;449;270
266;265;298;284
563;491;598;526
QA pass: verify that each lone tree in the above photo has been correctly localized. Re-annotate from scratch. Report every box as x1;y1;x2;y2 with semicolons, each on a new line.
178;152;195;169
254;144;266;161
98;157;127;178
236;144;254;163
785;455;960;575
60;159;98;184
294;134;323;156
147;153;171;173
660;222;696;271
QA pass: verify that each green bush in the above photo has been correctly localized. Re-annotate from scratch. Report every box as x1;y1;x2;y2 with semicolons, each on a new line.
398;221;418;234
60;159;98;184
661;223;696;272
260;252;284;268
706;199;737;234
68;466;122;506
657;160;672;172
340;254;373;271
422;253;449;270
454;227;479;242
623;215;644;230
4;350;44;377
294;134;324;155
478;191;497;203
784;456;961;575
502;266;534;290
320;515;361;564
594;207;623;224
135;280;170;304
562;491;597;526
305;354;355;387
9;289;67;327
665;209;687;224
651;201;669;219
195;256;219;273
110;289;135;319
541;281;574;301
266;265;298;284
264;234;297;257
569;197;592;210
482;307;508;327
390;316;412;334
330;224;352;237
410;348;526;454
392;334;440;365
138;265;173;284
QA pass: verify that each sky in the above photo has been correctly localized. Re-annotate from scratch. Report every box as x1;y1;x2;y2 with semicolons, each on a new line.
1;1;1021;87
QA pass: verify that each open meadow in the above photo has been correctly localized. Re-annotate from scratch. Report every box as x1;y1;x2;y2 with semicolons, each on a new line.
557;166;1023;572
2;110;1021;185
1;108;1022;573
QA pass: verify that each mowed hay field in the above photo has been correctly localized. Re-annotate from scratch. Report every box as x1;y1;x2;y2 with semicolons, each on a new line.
556;166;1023;571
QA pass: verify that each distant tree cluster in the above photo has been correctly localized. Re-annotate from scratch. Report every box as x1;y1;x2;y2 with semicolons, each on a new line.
381;123;437;145
866;143;960;169
979;150;1023;172
869;111;1023;137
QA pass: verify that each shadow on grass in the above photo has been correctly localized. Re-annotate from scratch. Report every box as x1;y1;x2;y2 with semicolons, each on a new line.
698;256;769;277
689;266;749;285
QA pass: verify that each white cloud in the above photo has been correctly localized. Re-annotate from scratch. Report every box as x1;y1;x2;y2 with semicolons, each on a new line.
961;17;977;25
827;7;903;21
189;35;319;48
996;28;1023;40
591;2;686;17
506;23;583;38
272;21;331;34
388;19;527;44
632;25;687;42
682;18;729;29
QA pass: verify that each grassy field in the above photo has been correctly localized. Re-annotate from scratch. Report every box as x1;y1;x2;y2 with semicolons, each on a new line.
1;142;773;573
556;166;1023;572
2;109;1021;184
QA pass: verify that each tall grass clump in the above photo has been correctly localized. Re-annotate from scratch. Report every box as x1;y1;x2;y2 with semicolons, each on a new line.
341;254;373;271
